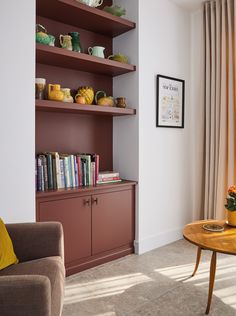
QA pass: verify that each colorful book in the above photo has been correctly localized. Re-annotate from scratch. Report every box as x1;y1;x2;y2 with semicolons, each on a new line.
79;154;91;186
70;155;76;187
97;179;122;184
60;159;65;189
45;153;53;190
63;156;70;188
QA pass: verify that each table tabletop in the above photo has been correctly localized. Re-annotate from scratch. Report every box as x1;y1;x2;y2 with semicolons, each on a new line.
183;220;236;255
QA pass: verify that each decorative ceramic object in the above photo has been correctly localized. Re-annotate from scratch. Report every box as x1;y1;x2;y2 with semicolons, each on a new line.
90;0;103;7
59;34;72;51
36;24;50;45
77;0;103;7
48;34;55;46
108;53;129;63
95;91;114;107
68;32;83;53
75;93;86;104
35;78;46;100
103;5;126;17
77;87;94;105
61;88;73;103
116;97;126;108
227;211;236;226
48;84;64;101
88;46;105;58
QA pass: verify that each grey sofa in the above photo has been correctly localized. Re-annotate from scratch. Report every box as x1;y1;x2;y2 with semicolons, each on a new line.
0;222;65;316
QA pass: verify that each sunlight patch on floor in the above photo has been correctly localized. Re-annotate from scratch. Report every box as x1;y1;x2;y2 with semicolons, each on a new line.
155;261;236;310
64;273;152;304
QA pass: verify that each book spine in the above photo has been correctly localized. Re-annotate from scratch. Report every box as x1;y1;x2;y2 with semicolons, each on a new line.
60;159;65;189
55;152;61;189
46;154;53;190
37;157;42;191
97;179;122;184
70;155;76;187
98;172;120;179
97;176;121;182
52;158;57;189
64;157;70;188
76;156;82;187
95;154;99;184
74;156;79;187
91;161;96;186
68;156;73;188
41;155;48;191
81;159;86;186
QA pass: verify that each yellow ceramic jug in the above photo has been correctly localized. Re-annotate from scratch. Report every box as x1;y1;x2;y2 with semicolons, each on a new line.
48;84;64;101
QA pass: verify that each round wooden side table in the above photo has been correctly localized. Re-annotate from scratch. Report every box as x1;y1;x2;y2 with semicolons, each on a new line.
183;220;236;314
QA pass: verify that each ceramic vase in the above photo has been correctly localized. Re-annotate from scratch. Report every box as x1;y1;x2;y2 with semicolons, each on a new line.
227;210;236;226
69;32;83;53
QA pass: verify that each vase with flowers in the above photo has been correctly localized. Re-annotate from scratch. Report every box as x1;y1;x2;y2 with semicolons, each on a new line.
225;185;236;226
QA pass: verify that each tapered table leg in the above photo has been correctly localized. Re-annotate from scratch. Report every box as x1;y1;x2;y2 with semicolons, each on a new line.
206;251;217;314
192;246;202;277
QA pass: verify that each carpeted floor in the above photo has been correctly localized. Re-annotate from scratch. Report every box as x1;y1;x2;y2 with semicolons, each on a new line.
62;239;236;315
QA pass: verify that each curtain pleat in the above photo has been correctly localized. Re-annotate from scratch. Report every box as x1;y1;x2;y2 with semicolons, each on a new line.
202;0;236;219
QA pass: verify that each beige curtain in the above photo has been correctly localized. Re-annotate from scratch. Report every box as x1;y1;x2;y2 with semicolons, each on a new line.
202;0;236;219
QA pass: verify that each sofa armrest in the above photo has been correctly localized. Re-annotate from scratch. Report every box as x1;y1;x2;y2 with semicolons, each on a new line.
6;222;64;263
0;275;51;316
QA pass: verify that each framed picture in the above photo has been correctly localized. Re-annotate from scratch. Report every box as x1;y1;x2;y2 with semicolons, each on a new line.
156;75;185;128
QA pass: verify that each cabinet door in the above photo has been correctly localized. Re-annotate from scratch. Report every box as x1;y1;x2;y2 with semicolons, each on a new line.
38;196;92;264
92;189;134;255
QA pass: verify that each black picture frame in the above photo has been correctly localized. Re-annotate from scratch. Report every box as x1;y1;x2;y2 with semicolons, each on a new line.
156;74;185;128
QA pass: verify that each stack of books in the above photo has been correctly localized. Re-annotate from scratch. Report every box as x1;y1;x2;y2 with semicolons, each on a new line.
97;171;121;184
36;152;99;192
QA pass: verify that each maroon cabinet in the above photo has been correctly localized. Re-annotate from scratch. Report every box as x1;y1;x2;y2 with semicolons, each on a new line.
36;182;135;275
37;195;92;265
92;189;133;255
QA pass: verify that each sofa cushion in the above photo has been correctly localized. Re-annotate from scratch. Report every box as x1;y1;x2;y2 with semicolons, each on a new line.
0;218;18;270
0;256;65;316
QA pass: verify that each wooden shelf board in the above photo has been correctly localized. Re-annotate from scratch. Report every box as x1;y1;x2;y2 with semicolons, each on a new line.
36;44;136;76
36;180;137;198
36;99;136;116
36;0;135;37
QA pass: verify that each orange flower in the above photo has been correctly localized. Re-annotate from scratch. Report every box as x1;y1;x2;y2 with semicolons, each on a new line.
228;185;236;194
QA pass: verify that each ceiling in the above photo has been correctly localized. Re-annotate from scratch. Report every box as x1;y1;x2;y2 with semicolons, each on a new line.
171;0;204;11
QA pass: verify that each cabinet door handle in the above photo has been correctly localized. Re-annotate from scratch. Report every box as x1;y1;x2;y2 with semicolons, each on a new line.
92;197;98;205
83;199;90;206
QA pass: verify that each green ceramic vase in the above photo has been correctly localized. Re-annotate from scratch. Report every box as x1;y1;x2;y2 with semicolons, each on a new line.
69;32;83;53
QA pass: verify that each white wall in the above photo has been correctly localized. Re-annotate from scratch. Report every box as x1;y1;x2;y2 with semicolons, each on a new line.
137;0;193;253
113;0;140;240
0;0;35;223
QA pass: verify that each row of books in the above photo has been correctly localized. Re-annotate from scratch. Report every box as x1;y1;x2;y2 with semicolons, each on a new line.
36;152;99;192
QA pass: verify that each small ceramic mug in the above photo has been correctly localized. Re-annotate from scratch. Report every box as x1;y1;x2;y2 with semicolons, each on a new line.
88;46;105;58
116;97;126;108
35;78;46;100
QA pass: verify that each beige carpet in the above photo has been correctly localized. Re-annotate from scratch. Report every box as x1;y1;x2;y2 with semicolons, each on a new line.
62;239;236;315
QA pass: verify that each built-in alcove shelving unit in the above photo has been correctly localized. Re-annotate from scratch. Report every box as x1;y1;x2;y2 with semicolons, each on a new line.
36;0;137;276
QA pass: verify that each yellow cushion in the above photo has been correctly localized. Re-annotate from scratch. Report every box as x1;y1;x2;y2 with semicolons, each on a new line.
0;218;18;270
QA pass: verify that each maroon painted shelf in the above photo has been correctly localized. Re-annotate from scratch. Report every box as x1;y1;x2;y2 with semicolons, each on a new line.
37;0;135;37
36;180;137;198
36;44;136;76
36;99;136;116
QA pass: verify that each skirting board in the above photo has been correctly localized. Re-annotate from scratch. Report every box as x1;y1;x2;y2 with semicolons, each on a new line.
134;227;183;255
